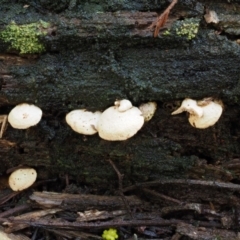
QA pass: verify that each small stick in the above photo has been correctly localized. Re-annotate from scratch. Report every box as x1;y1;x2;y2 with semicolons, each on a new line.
0;204;30;218
107;159;133;218
149;0;178;37
143;188;182;204
123;179;240;193
0;115;7;138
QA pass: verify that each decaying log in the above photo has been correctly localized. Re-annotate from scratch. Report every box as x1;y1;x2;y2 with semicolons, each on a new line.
0;0;239;206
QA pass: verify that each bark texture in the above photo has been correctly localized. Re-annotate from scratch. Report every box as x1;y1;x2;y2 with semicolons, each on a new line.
0;0;240;192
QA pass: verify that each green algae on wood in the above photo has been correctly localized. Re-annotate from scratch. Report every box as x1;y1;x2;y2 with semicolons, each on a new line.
163;18;200;40
0;20;50;54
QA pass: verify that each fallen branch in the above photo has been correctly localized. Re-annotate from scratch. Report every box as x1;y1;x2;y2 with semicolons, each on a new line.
7;217;222;231
30;191;144;211
123;179;240;193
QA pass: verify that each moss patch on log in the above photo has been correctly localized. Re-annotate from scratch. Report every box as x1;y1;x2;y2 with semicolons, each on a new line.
0;21;49;54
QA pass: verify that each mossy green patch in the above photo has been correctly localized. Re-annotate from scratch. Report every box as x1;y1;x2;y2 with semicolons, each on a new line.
163;18;200;40
0;20;50;54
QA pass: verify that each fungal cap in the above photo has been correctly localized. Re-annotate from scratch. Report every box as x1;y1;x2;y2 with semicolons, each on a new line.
114;99;132;112
188;100;223;128
8;103;42;129
171;98;223;129
139;101;157;122
66;109;101;135
97;100;144;141
8;168;37;191
171;98;203;118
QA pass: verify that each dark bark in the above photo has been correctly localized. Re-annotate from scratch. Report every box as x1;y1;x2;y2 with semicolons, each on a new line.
0;0;239;193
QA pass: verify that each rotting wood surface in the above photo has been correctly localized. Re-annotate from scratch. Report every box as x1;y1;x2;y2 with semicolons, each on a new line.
0;3;240;238
0;1;239;187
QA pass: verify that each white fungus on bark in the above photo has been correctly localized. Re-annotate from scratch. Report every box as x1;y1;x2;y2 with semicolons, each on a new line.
8;168;37;191
204;10;219;24
96;99;144;141
114;99;132;112
171;98;223;129
8;103;42;129
139;102;157;122
66;109;101;135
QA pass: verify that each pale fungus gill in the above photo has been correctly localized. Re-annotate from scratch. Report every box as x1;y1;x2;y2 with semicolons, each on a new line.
96;99;144;141
66;109;101;135
8;103;42;129
8;168;37;191
171;98;223;129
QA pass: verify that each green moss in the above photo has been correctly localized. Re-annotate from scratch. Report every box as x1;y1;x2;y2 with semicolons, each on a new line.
0;20;50;54
164;18;200;40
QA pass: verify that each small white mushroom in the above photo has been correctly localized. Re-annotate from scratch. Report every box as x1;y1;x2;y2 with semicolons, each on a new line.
171;98;223;129
97;99;144;141
8;103;42;129
8;168;37;191
139;102;157;122
114;99;132;112
204;10;219;24
66;109;101;135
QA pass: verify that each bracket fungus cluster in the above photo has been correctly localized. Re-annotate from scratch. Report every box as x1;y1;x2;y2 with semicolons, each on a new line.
66;99;157;141
8;168;37;191
8;103;42;129
171;98;223;129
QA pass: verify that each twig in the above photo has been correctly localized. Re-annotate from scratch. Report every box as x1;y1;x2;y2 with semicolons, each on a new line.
123;179;240;193
142;188;182;204
107;159;133;218
0;204;31;218
149;0;178;37
0;192;20;206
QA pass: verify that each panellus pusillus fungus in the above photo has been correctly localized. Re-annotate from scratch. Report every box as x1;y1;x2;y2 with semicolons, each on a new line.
139;101;157;122
66;109;101;135
8;168;37;191
8;103;42;129
96;99;144;141
171;98;223;129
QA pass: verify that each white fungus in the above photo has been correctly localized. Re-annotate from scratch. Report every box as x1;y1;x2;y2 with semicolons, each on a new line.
204;10;219;24
8;168;37;191
96;99;144;141
8;103;42;129
171;98;223;129
66;109;101;135
139;102;157;122
115;99;132;112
